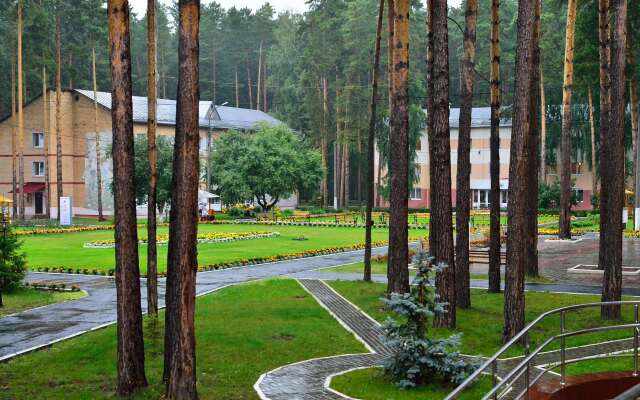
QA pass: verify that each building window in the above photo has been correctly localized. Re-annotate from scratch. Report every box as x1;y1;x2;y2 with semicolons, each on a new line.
410;187;421;200
500;189;508;206
33;132;44;149
32;161;45;177
415;139;422;151
473;189;490;209
573;189;584;203
571;162;583;175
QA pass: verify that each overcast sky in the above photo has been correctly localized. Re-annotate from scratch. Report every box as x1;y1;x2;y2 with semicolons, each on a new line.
130;0;463;17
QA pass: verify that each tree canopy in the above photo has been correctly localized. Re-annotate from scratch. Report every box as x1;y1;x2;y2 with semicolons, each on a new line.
211;124;323;210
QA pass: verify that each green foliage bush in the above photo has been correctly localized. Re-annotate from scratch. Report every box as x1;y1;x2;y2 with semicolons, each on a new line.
0;221;27;294
382;250;478;388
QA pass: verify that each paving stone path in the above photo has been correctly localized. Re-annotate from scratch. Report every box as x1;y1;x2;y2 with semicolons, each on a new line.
0;247;390;361
255;279;393;400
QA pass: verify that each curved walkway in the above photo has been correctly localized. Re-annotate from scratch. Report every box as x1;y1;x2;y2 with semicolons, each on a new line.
255;279;393;400
0;247;389;361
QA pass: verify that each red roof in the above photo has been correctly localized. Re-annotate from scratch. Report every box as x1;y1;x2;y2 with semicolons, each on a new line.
10;183;46;194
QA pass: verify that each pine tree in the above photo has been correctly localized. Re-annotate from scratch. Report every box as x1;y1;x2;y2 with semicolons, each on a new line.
0;216;27;308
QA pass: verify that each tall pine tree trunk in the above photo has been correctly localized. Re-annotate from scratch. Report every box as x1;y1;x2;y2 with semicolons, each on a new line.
525;0;541;277
107;0;148;395
55;2;63;218
164;1;200;398
430;0;456;328
92;48;104;221
147;0;158;318
488;0;502;293
11;57;17;218
235;66;239;107
540;65;547;184
387;0;410;295
17;0;25;220
629;32;640;229
504;0;537;342
246;59;253;109
455;0;478;309
257;41;262;111
559;0;577;239
588;86;598;199
598;0;611;269
364;0;385;282
600;0;626;320
42;66;51;219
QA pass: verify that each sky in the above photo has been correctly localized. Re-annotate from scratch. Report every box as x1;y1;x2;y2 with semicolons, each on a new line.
130;0;463;17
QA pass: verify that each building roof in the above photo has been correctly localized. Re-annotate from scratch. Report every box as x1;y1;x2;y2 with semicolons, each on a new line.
425;107;512;128
74;89;281;131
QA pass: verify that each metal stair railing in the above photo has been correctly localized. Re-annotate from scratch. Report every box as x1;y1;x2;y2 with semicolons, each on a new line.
445;300;640;400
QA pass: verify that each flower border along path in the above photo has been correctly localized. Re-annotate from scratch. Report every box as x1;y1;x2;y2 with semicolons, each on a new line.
83;231;280;248
0;246;391;362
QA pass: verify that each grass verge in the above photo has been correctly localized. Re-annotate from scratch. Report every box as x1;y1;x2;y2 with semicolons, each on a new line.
0;288;86;317
0;279;365;399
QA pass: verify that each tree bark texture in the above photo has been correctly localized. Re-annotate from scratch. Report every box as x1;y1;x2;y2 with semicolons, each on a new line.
559;0;577;239
42;66;51;219
540;65;547;184
92;48;104;221
364;0;385;283
56;3;63;217
163;1;200;398
455;0;478;309
504;0;537;342
387;0;410;296
147;0;159;318
488;0;502;293
11;58;17;217
17;0;25;219
525;0;541;277
588;86;598;197
430;0;456;328
107;0;148;395
600;0;626;320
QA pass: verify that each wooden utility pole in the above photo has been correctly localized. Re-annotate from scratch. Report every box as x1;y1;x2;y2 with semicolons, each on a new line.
43;66;51;219
559;0;578;239
588;86;598;198
146;0;158;318
364;0;385;282
107;0;148;395
504;0;538;341
488;0;501;293
600;0;627;320
92;48;104;221
257;40;262;111
163;1;200;398
17;0;25;219
455;0;478;309
55;1;63;218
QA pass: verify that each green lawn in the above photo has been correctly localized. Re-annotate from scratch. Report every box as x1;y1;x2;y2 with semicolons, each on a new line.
0;288;86;317
331;367;492;400
0;279;366;399
327;281;639;357
22;223;424;274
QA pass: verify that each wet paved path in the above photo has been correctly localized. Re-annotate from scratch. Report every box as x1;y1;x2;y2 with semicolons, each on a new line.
255;279;392;400
0;247;390;361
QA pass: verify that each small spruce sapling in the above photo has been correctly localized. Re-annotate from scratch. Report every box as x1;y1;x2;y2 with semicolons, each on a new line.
381;249;478;388
0;215;27;307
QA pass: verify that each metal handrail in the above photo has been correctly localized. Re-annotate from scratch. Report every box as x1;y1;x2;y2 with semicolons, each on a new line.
445;300;640;400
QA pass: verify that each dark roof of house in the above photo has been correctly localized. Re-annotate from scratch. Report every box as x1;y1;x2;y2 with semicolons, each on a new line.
74;89;281;131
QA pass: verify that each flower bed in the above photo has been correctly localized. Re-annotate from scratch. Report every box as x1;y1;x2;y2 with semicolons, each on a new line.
23;281;82;292
16;225;116;236
202;220;429;230
34;236;426;277
83;231;280;249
